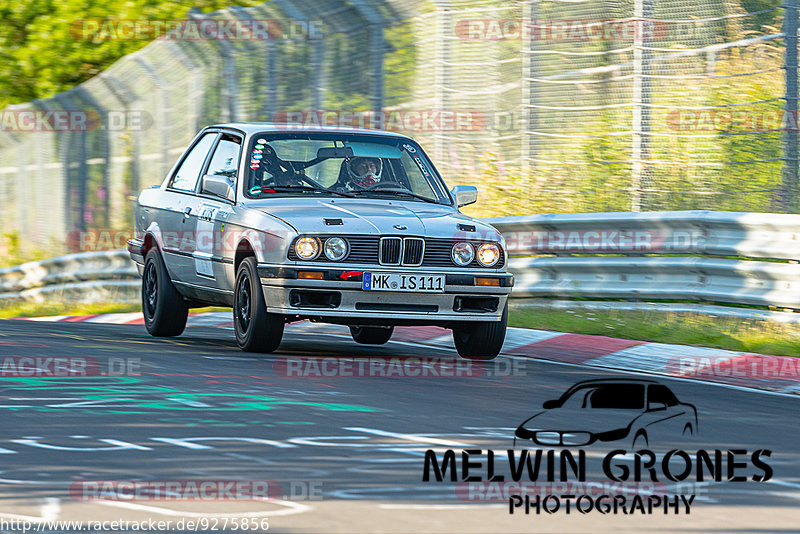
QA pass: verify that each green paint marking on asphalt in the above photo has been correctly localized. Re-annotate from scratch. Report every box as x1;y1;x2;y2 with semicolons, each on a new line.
0;376;379;414
275;421;317;425
155;417;317;427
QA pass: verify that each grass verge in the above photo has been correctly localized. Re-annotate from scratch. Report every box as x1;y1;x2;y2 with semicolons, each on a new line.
0;301;142;320
510;307;800;357
0;301;233;320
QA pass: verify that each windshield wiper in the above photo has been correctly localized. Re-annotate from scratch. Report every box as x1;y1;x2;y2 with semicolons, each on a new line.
256;185;355;198
351;187;440;204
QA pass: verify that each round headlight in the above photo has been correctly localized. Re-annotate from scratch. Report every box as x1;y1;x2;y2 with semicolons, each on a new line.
295;236;320;260
451;242;475;266
476;243;500;267
324;237;348;261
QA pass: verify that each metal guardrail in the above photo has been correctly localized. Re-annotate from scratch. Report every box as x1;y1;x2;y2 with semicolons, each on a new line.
0;250;137;304
4;211;800;313
486;210;800;260
488;210;800;310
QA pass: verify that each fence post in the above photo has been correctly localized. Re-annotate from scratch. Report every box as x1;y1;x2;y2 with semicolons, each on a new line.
75;87;110;228
523;0;538;189
783;0;799;212
189;9;238;122
432;1;451;162
349;0;386;115
134;57;172;179
632;0;652;212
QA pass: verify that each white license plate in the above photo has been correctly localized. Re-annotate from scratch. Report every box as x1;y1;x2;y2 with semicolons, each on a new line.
363;272;444;293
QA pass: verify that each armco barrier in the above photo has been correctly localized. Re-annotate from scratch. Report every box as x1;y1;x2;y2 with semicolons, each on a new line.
488;210;800;310
3;211;800;312
487;210;800;261
0;250;137;304
506;256;800;308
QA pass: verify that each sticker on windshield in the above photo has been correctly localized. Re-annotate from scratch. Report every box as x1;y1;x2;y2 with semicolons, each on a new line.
413;156;431;177
256;138;267;144
403;143;416;153
252;149;263;154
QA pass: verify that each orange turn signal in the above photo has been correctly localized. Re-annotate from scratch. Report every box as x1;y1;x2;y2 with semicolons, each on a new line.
475;277;500;287
298;271;324;280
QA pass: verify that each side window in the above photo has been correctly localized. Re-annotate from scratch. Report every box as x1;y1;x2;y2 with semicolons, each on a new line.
207;136;242;180
170;133;216;192
400;151;436;199
648;385;679;406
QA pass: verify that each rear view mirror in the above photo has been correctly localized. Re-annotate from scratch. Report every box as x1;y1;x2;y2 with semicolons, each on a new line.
647;401;667;412
542;400;559;409
201;174;234;202
317;146;353;159
451;185;478;207
347;142;402;159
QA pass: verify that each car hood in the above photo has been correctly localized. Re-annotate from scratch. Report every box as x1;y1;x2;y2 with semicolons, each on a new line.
248;198;502;240
519;408;642;434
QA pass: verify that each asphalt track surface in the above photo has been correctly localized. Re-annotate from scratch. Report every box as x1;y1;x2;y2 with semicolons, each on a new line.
0;318;798;533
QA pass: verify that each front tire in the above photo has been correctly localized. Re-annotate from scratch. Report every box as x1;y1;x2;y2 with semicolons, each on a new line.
234;257;284;353
452;302;507;360
633;430;649;449
350;326;394;345
142;248;188;337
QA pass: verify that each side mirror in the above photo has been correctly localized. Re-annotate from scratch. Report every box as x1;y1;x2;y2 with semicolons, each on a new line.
201;174;235;201
542;400;559;409
647;401;667;412
450;185;478;208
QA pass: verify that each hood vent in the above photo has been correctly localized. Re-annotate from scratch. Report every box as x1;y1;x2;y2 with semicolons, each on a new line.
458;224;476;232
324;218;343;226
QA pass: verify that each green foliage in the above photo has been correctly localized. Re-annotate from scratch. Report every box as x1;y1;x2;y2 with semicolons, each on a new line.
0;0;262;109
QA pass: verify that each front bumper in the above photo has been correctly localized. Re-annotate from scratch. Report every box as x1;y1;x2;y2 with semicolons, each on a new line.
127;238;145;275
258;264;513;323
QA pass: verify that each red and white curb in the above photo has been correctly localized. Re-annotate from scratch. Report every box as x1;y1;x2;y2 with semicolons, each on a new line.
14;312;800;395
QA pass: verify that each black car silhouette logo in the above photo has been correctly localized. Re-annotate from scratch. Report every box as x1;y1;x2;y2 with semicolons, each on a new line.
514;379;698;448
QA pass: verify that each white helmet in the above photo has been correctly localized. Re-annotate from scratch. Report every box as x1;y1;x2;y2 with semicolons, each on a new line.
346;157;382;188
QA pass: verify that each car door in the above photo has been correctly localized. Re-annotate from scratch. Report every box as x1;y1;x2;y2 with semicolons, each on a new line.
162;132;218;285
644;384;687;443
190;133;242;295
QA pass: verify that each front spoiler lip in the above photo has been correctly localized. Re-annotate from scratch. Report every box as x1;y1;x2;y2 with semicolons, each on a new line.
257;263;514;290
260;285;508;322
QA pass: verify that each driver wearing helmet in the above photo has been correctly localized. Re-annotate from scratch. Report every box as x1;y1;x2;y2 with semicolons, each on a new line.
345;156;383;189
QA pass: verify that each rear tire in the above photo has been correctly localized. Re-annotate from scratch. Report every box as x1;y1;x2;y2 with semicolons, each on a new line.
234;257;284;353
141;248;188;337
452;302;507;360
350;326;394;345
633;430;649;449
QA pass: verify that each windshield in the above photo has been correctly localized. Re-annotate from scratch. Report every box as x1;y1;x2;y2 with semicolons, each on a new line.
244;133;451;204
560;384;645;410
